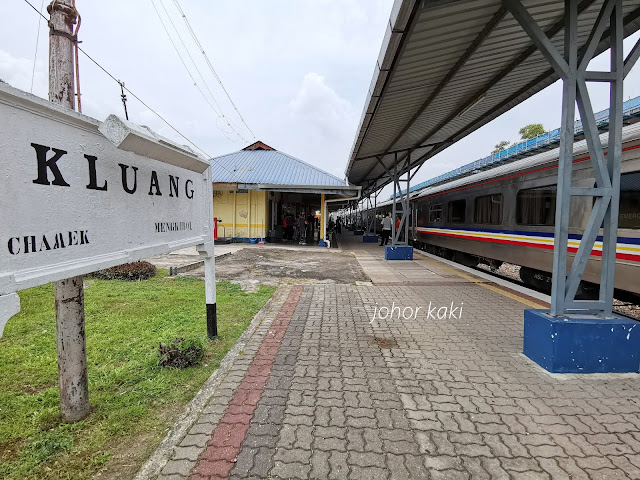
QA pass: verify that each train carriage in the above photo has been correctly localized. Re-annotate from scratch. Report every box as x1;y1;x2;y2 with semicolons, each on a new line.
368;124;640;297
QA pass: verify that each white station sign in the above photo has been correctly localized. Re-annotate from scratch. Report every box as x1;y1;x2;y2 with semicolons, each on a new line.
0;83;214;334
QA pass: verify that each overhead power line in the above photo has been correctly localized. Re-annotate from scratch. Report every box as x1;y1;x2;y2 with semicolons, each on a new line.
149;0;247;143
171;0;256;141
30;0;45;93
21;0;245;183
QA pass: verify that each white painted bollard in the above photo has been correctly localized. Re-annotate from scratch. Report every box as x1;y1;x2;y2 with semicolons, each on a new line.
204;256;217;338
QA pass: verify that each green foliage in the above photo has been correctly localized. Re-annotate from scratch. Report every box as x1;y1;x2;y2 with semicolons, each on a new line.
0;273;274;479
492;140;510;153
519;123;545;140
158;337;205;368
92;261;157;281
23;428;74;465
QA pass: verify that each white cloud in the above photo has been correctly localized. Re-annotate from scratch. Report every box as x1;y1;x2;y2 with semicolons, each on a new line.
0;49;47;98
289;72;357;143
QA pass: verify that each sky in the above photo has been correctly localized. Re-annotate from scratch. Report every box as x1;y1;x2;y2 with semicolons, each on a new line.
1;0;639;199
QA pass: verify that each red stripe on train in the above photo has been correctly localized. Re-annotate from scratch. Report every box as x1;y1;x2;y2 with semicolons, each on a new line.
419;230;640;262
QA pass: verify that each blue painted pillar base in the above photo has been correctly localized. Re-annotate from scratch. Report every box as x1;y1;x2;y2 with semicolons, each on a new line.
524;309;640;373
363;234;378;243
318;239;327;247
384;246;413;260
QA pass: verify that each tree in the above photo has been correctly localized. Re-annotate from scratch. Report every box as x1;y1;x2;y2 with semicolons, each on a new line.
492;140;510;153
519;123;545;140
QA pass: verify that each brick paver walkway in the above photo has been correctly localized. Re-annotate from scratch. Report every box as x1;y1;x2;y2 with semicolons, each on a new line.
145;235;640;480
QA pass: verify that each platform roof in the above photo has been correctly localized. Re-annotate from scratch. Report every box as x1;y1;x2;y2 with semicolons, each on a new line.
210;142;359;196
345;0;640;195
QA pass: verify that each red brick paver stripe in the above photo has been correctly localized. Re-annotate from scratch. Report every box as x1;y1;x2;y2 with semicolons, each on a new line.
191;286;303;480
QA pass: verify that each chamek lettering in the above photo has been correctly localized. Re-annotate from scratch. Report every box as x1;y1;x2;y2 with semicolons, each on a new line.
8;231;89;255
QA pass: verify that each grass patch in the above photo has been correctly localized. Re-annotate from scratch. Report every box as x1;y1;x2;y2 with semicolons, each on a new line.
0;272;274;479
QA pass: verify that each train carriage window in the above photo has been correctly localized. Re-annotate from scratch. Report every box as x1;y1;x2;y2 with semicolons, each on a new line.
429;204;443;223
620;172;640;229
474;194;503;224
448;200;466;223
516;185;557;225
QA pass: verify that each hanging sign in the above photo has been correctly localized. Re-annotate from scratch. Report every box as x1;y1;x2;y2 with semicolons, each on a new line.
0;83;214;334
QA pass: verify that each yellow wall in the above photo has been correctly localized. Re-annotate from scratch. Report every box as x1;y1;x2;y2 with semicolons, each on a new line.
212;188;268;239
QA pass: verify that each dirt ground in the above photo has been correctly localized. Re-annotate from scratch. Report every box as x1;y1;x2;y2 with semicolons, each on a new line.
186;247;370;291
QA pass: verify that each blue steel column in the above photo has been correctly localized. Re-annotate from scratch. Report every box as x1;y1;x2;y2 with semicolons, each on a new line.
550;0;578;316
599;0;624;316
392;154;398;246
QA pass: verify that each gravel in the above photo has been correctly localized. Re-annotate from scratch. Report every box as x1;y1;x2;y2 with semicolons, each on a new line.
476;261;640;320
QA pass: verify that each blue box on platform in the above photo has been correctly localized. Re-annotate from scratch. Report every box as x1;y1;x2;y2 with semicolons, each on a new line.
524;309;640;373
384;246;413;260
363;234;378;243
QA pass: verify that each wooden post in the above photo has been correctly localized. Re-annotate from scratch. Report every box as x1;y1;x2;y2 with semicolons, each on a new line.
48;0;90;422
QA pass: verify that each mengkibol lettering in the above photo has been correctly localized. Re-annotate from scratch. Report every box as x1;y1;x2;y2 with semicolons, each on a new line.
8;231;89;255
155;222;193;233
30;143;195;199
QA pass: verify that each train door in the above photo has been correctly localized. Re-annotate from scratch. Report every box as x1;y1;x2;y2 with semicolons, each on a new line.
412;203;418;243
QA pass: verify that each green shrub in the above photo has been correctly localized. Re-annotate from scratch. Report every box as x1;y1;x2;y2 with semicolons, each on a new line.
93;261;156;281
157;337;205;368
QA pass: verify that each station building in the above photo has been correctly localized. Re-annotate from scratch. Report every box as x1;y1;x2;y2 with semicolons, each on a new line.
210;141;358;243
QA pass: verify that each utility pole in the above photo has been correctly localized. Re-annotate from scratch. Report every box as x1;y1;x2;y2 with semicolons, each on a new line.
119;81;129;120
48;0;90;422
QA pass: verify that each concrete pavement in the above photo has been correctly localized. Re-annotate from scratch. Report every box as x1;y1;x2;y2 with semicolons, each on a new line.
139;234;640;480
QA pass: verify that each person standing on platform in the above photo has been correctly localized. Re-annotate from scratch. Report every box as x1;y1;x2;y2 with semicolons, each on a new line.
380;213;393;246
298;213;307;245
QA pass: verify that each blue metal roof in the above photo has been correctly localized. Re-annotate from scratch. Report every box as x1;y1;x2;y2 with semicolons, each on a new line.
210;148;346;187
391;95;640;199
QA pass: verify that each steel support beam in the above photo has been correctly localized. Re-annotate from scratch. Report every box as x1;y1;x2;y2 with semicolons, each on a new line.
390;152;411;246
624;36;640;77
364;191;378;235
508;0;626;317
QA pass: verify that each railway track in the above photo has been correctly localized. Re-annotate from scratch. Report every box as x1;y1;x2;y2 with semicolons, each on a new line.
472;262;640;321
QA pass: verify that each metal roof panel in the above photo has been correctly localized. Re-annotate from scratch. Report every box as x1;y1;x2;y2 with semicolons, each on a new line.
210;149;347;187
345;0;640;193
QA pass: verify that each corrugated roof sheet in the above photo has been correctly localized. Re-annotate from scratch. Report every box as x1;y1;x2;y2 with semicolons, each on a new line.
345;0;640;195
209;148;346;187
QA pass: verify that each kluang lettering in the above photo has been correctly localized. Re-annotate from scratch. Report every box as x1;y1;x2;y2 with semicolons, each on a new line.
30;143;195;199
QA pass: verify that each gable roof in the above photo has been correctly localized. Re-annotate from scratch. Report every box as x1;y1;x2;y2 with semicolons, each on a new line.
210;145;347;187
242;141;275;151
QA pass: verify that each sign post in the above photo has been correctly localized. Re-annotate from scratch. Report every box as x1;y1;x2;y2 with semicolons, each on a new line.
48;0;90;422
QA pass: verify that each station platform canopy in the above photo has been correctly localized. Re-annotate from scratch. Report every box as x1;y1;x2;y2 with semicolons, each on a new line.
345;0;640;196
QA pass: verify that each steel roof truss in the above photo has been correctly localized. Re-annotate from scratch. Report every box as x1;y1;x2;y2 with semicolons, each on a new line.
401;2;638;194
503;0;570;77
506;0;626;317
624;35;640;76
379;0;598;187
578;0;617;70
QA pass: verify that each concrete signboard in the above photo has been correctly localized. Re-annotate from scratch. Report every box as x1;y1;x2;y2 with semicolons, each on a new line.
0;82;215;336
